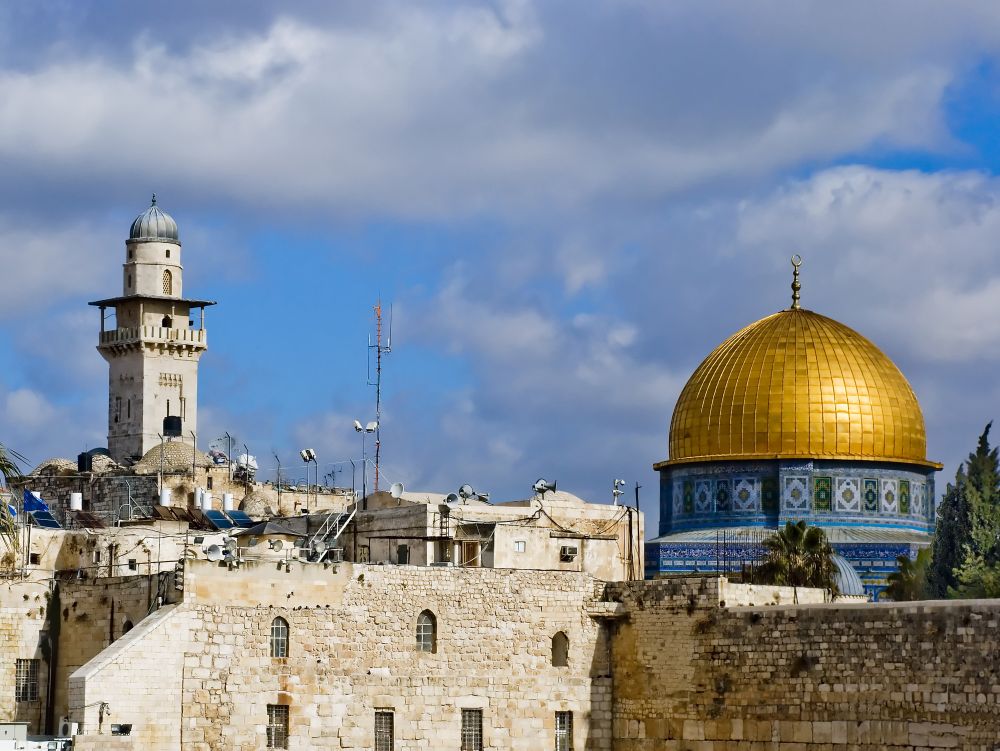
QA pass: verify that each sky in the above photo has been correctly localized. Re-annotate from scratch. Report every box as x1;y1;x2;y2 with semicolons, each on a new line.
2;1;1000;538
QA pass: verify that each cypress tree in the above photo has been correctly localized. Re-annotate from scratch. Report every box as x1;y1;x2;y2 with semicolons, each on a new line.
952;423;1000;597
927;467;971;598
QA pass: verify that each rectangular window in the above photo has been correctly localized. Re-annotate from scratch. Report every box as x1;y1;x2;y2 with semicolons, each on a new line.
461;709;483;751
92;550;102;564
207;476;214;490
128;559;138;571
514;540;526;553
555;711;573;751
374;710;394;751
15;659;39;702
397;544;409;564
266;704;289;749
28;553;40;566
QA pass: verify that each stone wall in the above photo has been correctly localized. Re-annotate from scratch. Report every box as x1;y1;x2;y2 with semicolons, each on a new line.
606;579;1000;749
55;573;176;728
69;603;186;751
71;562;613;750
0;579;50;734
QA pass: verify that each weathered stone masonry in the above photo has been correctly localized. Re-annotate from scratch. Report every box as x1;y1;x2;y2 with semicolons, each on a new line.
65;568;1000;750
607;578;1000;750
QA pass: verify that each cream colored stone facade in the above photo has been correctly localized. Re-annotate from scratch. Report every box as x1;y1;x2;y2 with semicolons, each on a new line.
95;224;210;464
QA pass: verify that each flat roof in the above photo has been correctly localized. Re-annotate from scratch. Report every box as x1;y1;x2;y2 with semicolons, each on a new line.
88;294;216;308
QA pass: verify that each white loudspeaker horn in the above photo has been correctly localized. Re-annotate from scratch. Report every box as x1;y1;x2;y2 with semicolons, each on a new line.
205;545;223;562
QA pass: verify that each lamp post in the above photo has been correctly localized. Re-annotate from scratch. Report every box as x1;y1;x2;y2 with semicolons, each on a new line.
353;420;377;504
299;448;317;512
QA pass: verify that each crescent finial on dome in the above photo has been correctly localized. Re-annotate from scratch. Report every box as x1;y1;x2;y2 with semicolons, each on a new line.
790;254;802;310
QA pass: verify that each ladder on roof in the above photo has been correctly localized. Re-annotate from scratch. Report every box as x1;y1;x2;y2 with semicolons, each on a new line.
308;503;358;562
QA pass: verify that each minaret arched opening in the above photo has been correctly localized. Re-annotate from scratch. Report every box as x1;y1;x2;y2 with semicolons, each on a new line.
162;270;173;295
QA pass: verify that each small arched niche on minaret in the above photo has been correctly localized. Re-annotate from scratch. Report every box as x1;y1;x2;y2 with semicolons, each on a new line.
88;195;217;465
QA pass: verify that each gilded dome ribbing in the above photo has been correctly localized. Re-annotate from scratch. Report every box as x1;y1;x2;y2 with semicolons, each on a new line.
664;308;936;468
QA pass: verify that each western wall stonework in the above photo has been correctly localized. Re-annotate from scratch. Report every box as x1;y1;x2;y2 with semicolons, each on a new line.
607;578;1000;750
63;565;1000;750
71;562;616;751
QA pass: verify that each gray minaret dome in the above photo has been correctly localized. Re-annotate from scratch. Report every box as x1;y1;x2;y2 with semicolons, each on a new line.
129;194;179;243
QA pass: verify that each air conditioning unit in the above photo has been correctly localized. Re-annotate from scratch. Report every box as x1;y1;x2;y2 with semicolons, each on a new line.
58;718;79;737
560;545;579;562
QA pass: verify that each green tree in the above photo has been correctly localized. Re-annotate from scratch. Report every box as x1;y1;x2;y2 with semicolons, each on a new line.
755;520;836;590
927;470;972;598
950;424;1000;597
928;423;1000;599
884;548;932;601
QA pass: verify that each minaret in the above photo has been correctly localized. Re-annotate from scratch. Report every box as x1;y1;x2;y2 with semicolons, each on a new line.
89;196;215;463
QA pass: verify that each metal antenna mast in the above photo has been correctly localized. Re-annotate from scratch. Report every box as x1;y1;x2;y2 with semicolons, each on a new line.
367;299;392;492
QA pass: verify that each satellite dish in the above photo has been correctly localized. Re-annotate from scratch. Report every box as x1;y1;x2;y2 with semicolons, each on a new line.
269;539;284;552
313;540;327;554
445;493;460;504
205;545;223;562
458;484;475;499
247;536;259;547
390;482;404;500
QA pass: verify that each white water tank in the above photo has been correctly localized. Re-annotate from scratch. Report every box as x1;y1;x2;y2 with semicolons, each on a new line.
202;491;213;511
222;493;234;512
159;488;172;507
69;493;83;511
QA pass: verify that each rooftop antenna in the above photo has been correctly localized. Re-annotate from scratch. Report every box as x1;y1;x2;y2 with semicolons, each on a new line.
790;254;802;310
613;478;626;506
367;299;393;492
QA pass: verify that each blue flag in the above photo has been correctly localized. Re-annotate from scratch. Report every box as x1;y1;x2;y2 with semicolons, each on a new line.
3;501;14;518
23;490;48;513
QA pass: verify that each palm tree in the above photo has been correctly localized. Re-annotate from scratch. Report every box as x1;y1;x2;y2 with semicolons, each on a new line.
884;548;931;601
755;520;837;590
0;441;25;568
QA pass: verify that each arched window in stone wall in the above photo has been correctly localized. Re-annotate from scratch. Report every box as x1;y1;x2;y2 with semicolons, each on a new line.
551;631;569;667
122;620;134;635
270;617;289;658
416;610;436;653
162;269;173;295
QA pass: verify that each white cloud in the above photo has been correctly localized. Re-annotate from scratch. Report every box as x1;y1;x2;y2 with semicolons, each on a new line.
0;3;997;221
737;166;1000;361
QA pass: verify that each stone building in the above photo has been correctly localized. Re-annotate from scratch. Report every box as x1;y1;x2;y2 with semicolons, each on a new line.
647;261;940;597
347;488;643;581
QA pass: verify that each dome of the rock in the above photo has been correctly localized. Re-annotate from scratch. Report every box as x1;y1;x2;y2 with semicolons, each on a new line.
664;308;934;469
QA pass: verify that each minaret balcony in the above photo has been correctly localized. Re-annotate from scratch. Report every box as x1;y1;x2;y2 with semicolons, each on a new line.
98;325;207;351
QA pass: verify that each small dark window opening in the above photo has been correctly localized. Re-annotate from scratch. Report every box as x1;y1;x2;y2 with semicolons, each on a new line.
397;544;409;564
127;559;138;571
270;617;289;658
166;249;171;259
128;249;134;260
552;631;569;667
416;610;436;653
122;620;134;634
207;476;213;490
127;399;130;419
162;316;172;328
28;553;40;566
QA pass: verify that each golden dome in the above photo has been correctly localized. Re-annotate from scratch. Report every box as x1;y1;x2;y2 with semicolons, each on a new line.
661;308;939;469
